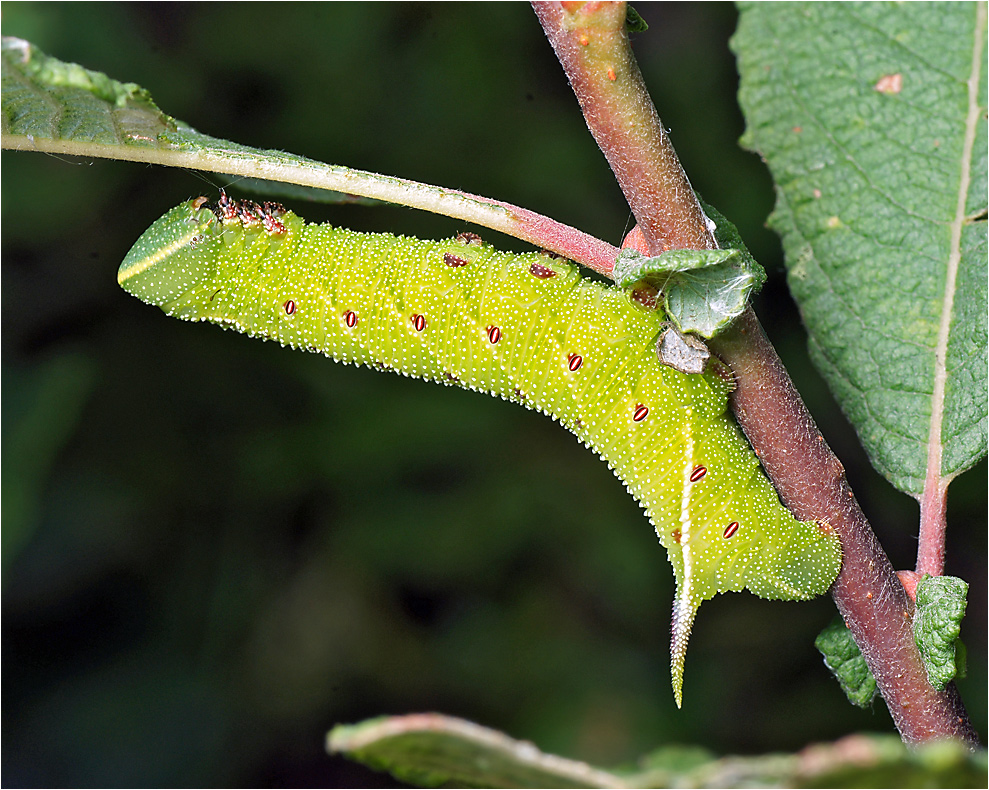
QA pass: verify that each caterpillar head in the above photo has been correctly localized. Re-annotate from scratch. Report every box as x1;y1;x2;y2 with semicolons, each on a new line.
117;198;221;312
118;195;291;319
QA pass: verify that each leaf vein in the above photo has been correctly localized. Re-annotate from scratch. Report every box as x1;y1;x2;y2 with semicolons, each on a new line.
925;2;986;490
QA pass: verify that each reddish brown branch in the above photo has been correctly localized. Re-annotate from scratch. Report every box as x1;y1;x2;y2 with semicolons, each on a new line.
712;313;976;744
532;1;716;256
534;0;977;745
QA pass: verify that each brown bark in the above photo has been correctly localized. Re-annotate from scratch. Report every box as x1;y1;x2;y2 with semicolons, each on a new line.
532;1;716;255
712;312;977;744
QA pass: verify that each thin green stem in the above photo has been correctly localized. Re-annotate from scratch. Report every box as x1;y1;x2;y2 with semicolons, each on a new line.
2;134;620;277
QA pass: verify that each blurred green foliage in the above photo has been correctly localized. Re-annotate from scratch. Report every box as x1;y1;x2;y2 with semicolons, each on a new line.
2;3;984;787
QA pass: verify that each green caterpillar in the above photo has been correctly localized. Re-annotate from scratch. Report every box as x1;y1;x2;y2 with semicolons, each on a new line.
118;194;842;706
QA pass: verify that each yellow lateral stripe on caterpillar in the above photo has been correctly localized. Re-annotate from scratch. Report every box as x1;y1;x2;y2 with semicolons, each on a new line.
118;195;842;707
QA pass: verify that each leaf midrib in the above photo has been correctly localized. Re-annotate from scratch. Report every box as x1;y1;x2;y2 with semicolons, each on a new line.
925;2;987;494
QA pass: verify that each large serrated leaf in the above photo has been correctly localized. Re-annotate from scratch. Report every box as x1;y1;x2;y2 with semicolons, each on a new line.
732;3;988;495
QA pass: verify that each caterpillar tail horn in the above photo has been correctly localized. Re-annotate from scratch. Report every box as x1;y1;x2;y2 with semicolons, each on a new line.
671;590;699;709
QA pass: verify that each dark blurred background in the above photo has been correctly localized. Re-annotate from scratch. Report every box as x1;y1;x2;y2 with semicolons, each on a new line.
2;3;984;787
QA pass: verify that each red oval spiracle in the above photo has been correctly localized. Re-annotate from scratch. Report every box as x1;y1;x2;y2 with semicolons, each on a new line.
633;404;649;422
567;353;583;372
444;252;469;267
487;325;501;344
671;528;682;545
344;310;358;328
529;262;557;279
411;314;426;332
723;521;740;539
283;299;296;315
689;465;707;482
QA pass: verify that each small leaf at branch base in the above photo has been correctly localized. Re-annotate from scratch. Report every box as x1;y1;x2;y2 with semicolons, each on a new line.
613;246;758;340
913;574;969;691
815;618;877;708
613;197;765;339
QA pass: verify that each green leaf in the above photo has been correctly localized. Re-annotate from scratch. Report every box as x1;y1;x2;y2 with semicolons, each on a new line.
329;714;988;788
1;36;172;146
814;618;877;708
644;735;988;789
625;6;649;33
0;36;343;173
613;246;745;340
733;3;988;495
614;235;762;340
614;196;765;339
327;714;626;789
615;247;737;285
914;574;969;690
